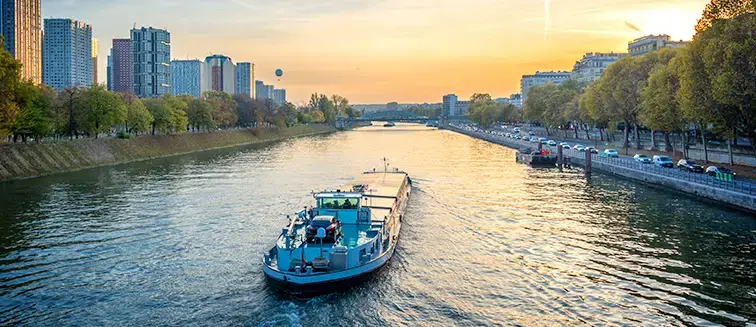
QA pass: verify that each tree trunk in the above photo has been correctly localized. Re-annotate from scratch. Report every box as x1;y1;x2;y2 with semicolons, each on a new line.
623;121;630;154
729;126;735;165
634;122;641;149
664;132;673;152
650;130;657;151
152;124;156;136
700;127;708;163
574;124;579;139
545;126;551;136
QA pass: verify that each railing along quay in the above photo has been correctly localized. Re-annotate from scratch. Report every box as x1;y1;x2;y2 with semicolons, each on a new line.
445;125;756;206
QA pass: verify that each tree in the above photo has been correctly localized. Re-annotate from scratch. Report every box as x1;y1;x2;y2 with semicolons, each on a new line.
310;110;325;123
695;0;755;32
470;93;493;104
79;85;126;138
143;98;172;135
125;97;153;135
0;37;21;140
204;91;237;128
187;99;213;131
640;55;687;153
11;82;55;142
699;13;756;154
162;94;189;133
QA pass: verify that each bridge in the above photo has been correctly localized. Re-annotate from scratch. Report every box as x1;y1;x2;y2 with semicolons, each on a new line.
339;110;467;123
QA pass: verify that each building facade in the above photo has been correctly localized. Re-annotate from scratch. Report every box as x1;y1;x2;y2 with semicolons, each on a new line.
0;0;41;83
520;71;571;103
255;80;273;100
110;38;131;93
628;35;689;56
106;53;112;90
273;88;286;105
442;94;457;117
171;59;204;98
235;62;252;96
571;52;626;82
91;38;98;85
42;18;93;91
203;54;235;94
131;27;170;98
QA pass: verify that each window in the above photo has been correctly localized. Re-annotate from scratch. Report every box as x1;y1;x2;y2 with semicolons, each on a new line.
318;197;359;209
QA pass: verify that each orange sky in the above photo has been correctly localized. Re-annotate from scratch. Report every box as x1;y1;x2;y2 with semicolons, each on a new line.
46;0;709;104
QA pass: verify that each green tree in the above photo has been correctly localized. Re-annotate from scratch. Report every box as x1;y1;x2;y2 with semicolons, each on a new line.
0;37;21;140
162;94;189;133
695;0;755;32
187;99;214;131
700;13;756;154
79;85;126;138
310;110;325;123
125;97;153;135
204;91;237;128
640;55;687;152
143;98;171;135
11;82;55;142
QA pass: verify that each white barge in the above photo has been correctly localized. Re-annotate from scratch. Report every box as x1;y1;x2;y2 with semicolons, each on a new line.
263;165;412;295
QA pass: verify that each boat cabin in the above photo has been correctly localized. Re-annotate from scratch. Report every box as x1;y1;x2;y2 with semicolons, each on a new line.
312;192;371;225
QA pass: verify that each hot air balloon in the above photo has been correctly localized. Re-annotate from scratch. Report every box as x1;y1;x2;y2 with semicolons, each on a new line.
275;69;283;77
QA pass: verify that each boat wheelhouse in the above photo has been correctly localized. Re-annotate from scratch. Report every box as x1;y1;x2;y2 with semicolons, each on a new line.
263;167;411;295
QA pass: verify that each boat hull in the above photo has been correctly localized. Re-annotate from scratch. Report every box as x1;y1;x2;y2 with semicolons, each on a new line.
263;242;398;295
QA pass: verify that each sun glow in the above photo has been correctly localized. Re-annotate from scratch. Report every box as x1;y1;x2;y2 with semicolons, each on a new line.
626;8;701;41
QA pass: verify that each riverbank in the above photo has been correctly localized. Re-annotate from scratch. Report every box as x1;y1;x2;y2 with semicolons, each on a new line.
445;125;756;213
0;124;336;182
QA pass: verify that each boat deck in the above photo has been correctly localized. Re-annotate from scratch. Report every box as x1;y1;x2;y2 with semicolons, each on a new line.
347;172;408;221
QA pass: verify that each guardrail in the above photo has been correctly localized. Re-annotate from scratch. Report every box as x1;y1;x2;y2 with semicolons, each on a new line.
448;125;756;197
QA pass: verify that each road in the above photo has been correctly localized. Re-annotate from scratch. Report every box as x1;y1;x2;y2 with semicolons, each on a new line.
454;123;756;191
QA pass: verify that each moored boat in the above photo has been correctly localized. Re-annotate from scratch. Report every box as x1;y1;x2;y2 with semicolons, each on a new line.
383;121;396;127
263;162;411;295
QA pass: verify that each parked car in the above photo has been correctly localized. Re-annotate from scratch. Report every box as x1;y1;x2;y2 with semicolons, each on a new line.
528;131;535;136
522;136;530;141
306;216;341;242
547;140;557;146
601;149;619;158
653;155;674;168
562;144;571;149
677;159;704;173
633;154;652;164
514;127;520;133
589;148;599;154
538;138;548;144
573;145;585;152
706;166;736;177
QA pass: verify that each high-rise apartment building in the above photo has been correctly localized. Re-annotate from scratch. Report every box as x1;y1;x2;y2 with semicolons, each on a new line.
110;38;131;93
106;53;112;90
255;80;273;100
204;54;235;94
171;59;204;98
235;62;251;96
91;38;98;85
442;94;457;117
273;88;286;105
520;71;571;103
131;27;170;98
0;0;42;83
42;18;93;91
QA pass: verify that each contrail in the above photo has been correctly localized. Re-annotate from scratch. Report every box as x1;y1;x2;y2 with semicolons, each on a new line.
624;21;641;32
544;0;551;40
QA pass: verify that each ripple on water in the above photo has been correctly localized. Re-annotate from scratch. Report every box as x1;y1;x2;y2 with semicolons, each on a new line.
0;125;755;326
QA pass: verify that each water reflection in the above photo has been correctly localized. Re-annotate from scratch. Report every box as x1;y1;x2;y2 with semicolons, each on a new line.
0;124;754;326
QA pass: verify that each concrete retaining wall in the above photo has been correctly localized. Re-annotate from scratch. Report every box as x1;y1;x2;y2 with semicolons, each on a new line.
0;125;336;182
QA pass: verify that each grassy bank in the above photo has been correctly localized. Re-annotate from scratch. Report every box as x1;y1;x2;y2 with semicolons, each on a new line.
0;124;336;182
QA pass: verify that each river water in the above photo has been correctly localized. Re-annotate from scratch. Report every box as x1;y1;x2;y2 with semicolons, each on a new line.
1;124;755;327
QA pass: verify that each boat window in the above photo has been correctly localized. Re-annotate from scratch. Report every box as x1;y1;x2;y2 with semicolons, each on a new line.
319;198;359;209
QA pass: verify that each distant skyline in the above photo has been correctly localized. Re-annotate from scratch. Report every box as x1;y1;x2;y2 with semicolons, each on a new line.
42;0;708;104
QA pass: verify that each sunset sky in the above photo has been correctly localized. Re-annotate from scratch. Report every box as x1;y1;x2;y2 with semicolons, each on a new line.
43;0;709;104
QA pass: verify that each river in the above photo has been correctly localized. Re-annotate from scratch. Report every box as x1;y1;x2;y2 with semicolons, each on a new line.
1;124;755;326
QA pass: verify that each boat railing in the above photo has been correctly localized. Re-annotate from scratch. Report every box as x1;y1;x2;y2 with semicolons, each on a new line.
263;246;278;266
